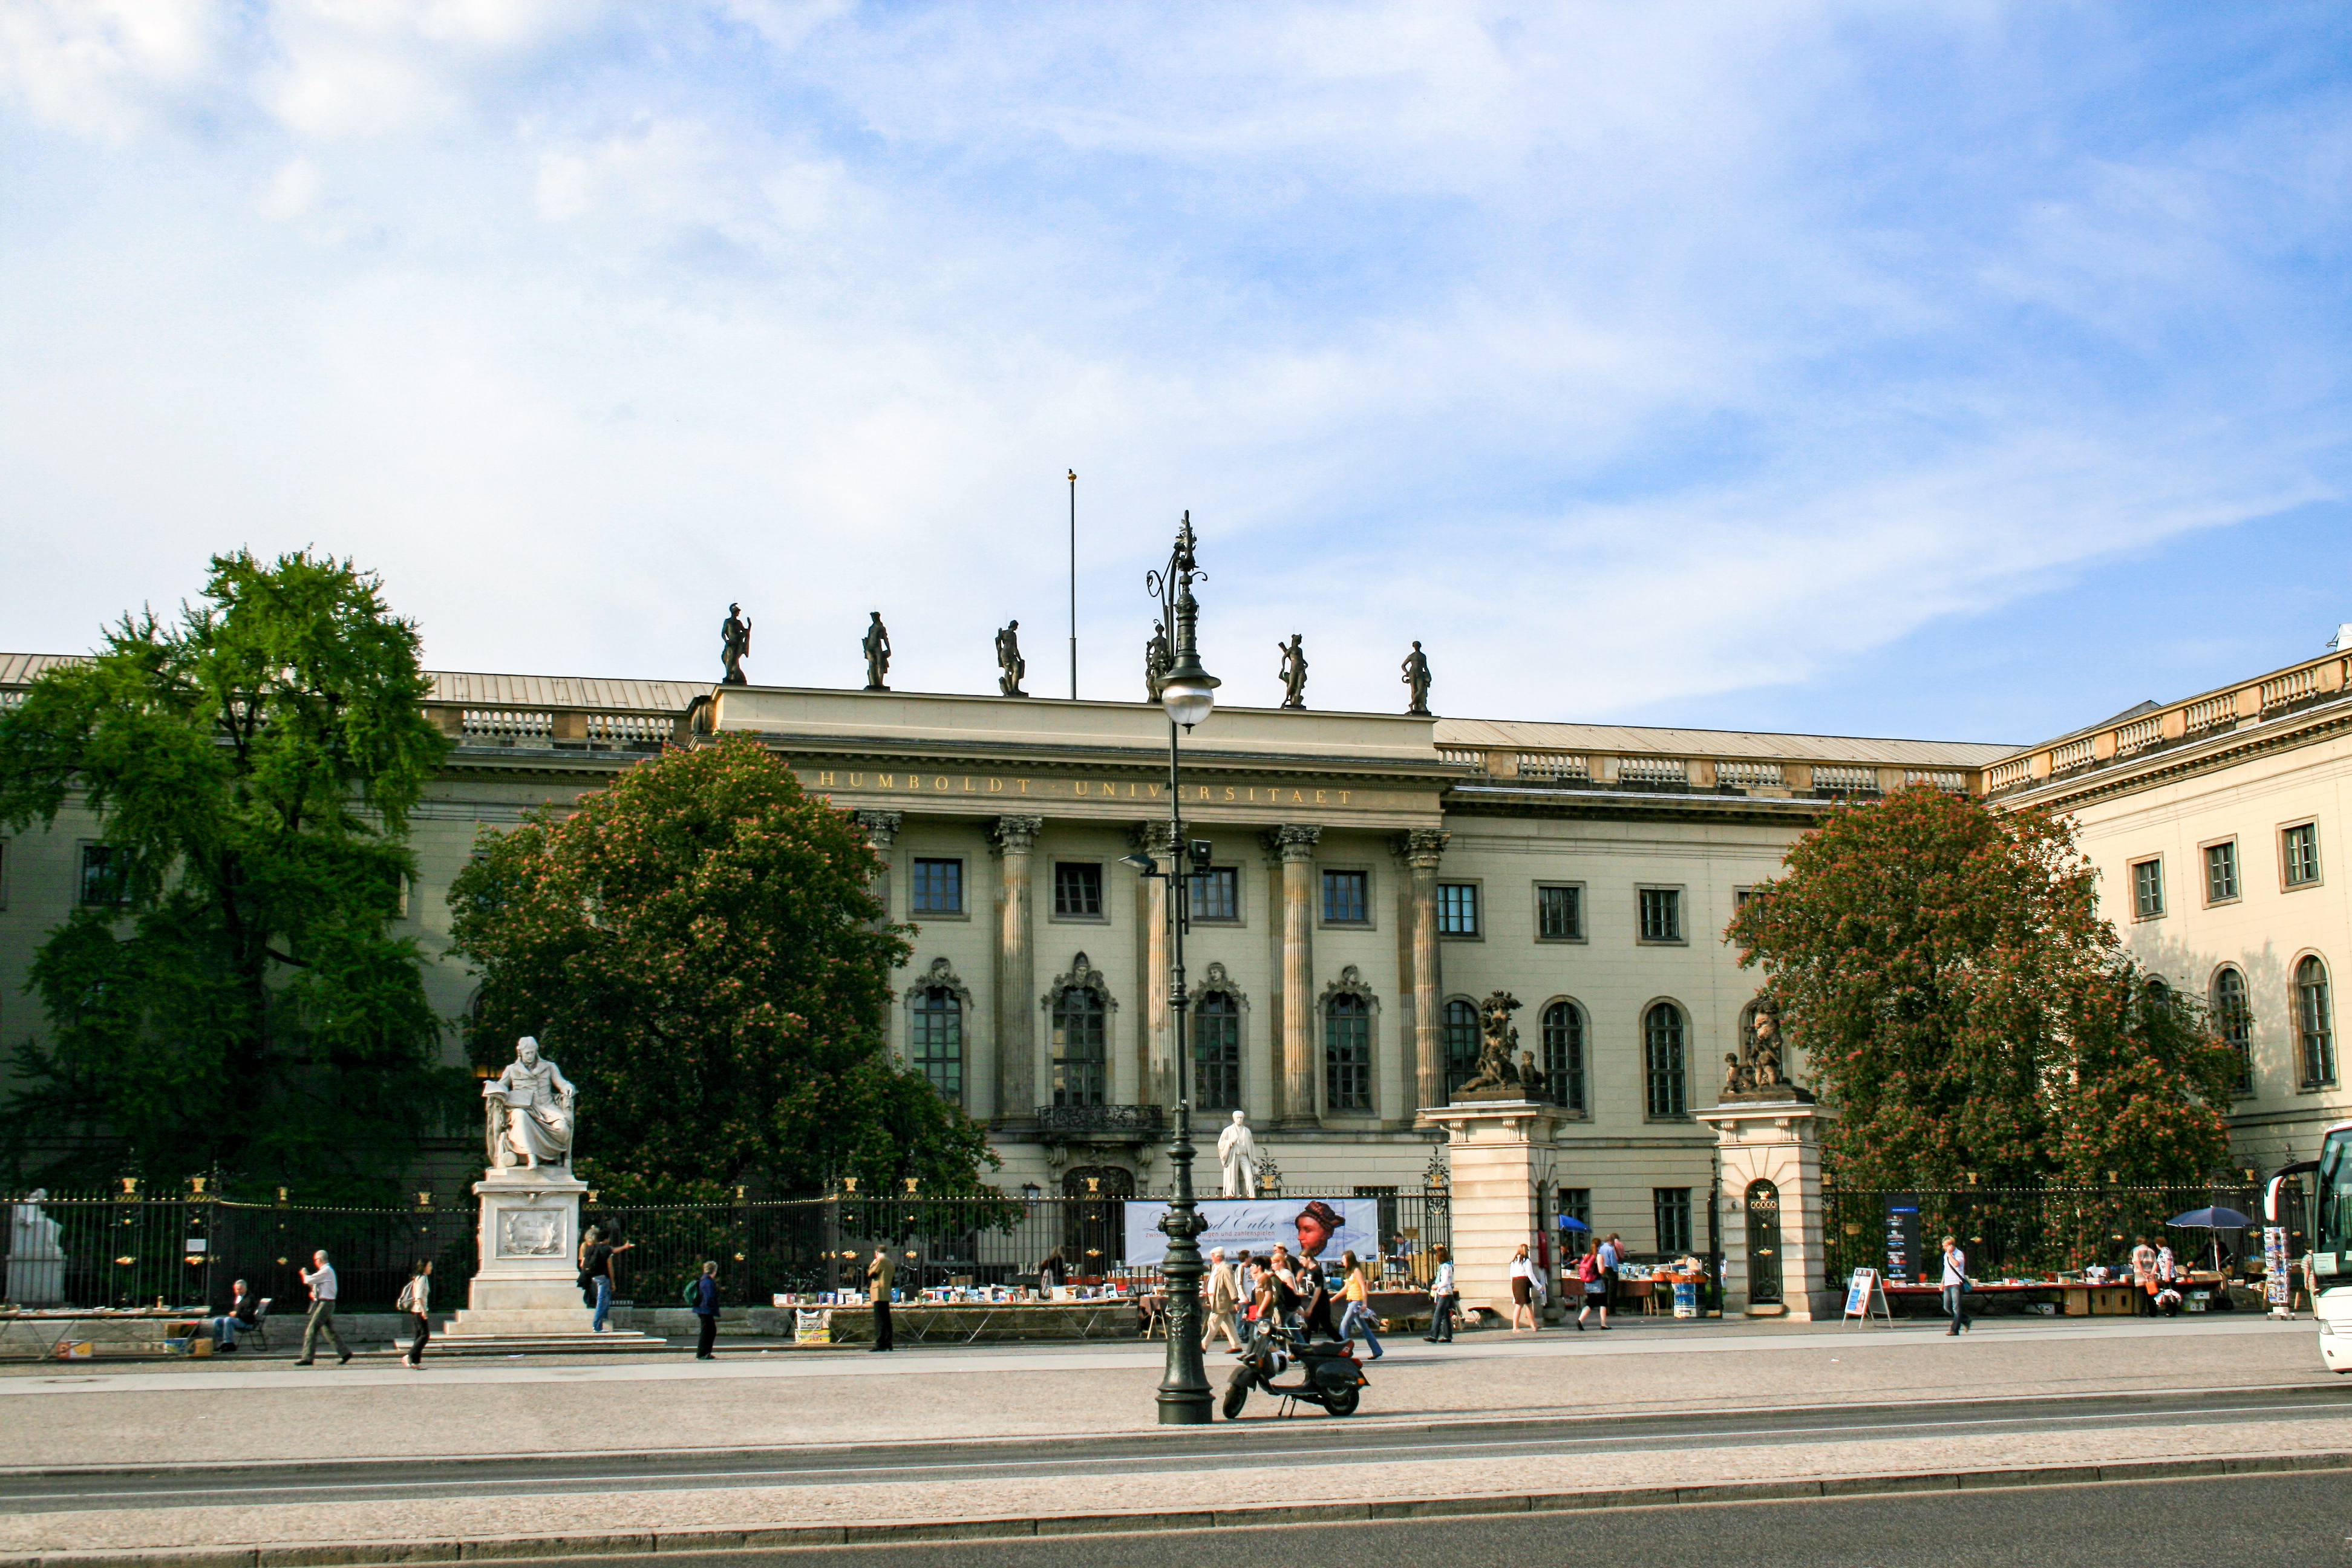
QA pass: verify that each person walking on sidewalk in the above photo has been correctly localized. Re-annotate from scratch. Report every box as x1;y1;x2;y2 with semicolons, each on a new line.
1940;1235;1972;1335
1202;1247;1243;1353
1338;1250;1383;1360
1507;1243;1540;1333
295;1250;350;1365
1599;1232;1624;1320
691;1261;722;1360
1423;1245;1457;1342
1575;1238;1609;1330
867;1244;897;1352
396;1259;433;1368
582;1227;633;1333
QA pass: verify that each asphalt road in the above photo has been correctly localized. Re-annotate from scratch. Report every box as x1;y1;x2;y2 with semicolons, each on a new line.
302;1472;2349;1568
5;1382;2347;1515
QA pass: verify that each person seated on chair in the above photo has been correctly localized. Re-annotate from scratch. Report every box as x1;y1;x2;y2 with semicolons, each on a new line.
211;1280;261;1353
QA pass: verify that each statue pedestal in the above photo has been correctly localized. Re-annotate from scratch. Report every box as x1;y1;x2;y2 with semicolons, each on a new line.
1417;1098;1570;1317
440;1166;662;1347
1697;1098;1837;1321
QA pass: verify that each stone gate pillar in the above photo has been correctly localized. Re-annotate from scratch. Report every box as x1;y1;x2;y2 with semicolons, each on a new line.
1417;1098;1568;1318
1697;1098;1837;1321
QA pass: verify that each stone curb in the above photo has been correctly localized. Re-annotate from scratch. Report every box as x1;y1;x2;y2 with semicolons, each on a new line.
7;1451;2346;1566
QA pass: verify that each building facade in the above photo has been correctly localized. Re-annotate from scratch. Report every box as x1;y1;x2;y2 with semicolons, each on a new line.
0;651;2017;1254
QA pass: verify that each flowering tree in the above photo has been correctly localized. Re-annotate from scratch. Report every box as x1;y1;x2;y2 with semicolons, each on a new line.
1726;786;2238;1188
447;736;995;1201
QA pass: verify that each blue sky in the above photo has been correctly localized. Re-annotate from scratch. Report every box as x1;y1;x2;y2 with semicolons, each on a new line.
1;2;2346;745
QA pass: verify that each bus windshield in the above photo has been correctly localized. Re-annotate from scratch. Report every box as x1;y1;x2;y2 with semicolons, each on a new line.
2321;1128;2352;1257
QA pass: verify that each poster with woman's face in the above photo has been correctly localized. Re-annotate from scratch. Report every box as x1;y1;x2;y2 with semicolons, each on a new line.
1124;1198;1377;1267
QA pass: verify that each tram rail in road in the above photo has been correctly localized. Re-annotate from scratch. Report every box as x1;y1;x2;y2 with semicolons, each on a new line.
3;1382;2347;1514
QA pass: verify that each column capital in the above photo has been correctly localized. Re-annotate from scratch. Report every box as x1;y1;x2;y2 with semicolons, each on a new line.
853;809;904;852
1263;823;1324;863
1392;827;1449;869
1131;819;1180;857
988;814;1045;855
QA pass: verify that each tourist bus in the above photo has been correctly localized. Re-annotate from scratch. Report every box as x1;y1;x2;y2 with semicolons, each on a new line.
2284;1120;2352;1373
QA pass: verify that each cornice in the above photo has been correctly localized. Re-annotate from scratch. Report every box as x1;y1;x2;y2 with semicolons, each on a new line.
1994;699;2352;814
1440;783;1838;827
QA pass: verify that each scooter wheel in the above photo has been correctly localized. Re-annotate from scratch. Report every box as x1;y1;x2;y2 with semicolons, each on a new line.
1322;1383;1361;1417
1223;1367;1250;1420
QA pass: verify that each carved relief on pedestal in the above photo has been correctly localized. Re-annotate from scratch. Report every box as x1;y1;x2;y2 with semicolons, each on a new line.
497;1207;565;1259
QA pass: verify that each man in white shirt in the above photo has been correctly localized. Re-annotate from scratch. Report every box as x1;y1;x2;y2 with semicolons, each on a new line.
295;1249;350;1365
1939;1235;1971;1336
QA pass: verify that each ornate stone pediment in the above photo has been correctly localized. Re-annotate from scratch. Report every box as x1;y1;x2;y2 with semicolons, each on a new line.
1042;952;1118;1013
904;955;973;1006
1318;964;1377;1008
1189;959;1247;1010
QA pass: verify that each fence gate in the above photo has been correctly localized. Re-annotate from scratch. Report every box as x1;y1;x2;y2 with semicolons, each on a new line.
1745;1179;1784;1306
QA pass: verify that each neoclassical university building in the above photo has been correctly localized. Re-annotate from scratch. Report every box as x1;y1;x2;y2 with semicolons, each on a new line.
4;632;2347;1250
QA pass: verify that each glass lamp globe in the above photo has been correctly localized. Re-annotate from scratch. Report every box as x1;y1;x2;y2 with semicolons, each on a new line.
1161;674;1217;730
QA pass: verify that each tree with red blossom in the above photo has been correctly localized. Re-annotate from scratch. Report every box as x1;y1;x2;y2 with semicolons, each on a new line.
1726;785;2237;1189
448;735;995;1201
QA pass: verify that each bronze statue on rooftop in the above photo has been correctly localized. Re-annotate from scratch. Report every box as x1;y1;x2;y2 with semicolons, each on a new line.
719;604;753;686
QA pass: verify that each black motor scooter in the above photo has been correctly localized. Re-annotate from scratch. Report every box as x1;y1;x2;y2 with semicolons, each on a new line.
1222;1321;1369;1418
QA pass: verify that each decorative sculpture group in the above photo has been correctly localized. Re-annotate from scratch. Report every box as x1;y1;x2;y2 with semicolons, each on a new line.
1720;994;1811;1102
1455;991;1526;1097
712;603;1432;714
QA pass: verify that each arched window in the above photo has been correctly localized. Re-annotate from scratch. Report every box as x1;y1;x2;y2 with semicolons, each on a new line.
1644;1002;1687;1119
1325;995;1372;1112
911;987;964;1103
1541;1001;1586;1113
1442;998;1480;1097
1053;989;1107;1106
1195;991;1241;1111
2213;966;2253;1096
2296;956;2336;1089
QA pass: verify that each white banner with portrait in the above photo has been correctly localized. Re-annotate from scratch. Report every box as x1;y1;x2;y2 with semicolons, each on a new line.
1123;1197;1378;1269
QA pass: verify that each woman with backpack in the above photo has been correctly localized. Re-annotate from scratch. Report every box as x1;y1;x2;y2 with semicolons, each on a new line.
396;1259;432;1369
1575;1238;1609;1330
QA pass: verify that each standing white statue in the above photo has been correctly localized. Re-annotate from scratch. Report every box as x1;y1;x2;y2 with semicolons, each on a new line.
484;1036;576;1171
1217;1110;1259;1199
7;1187;66;1307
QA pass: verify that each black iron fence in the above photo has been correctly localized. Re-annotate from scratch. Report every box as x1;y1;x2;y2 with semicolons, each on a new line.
1822;1183;2304;1288
7;1189;1452;1313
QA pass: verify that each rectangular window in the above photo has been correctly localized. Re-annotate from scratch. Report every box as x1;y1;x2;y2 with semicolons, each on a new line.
1638;886;1682;942
1186;866;1240;923
1324;998;1373;1112
1653;1189;1693;1255
78;844;126;907
2131;857;2164;920
1535;883;1583;941
1437;881;1480;936
2205;840;2239;904
1556;1187;1592;1235
1194;994;1242;1109
1322;869;1369;924
1052;861;1103;919
911;858;964;915
2284;823;2322;887
910;991;964;1105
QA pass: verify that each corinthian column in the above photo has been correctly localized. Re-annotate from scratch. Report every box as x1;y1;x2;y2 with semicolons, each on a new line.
1133;821;1179;1109
853;810;903;916
1270;823;1322;1126
990;815;1044;1127
1397;828;1449;1115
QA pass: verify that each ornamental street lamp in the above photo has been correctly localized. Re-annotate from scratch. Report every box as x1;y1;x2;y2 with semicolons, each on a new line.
1123;511;1220;1425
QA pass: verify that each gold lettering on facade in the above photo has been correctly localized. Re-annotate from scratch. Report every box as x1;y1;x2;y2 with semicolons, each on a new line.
878;774;895;788
990;778;1004;793
1315;789;1327;804
962;777;975;792
818;771;835;786
1290;789;1304;803
935;776;949;791
1339;791;1352;805
1019;780;1030;793
1074;782;1089;796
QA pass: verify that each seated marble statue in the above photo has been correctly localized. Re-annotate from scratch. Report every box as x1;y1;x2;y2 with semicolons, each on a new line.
484;1036;575;1170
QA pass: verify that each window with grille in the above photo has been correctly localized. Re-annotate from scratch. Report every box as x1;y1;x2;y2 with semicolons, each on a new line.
1325;995;1371;1111
2296;956;2336;1088
1638;887;1682;942
1194;991;1241;1109
1653;1188;1693;1254
912;858;964;915
2284;823;2321;887
1052;861;1103;918
1442;999;1480;1096
911;988;964;1103
78;844;126;907
1186;866;1240;922
1437;882;1479;936
2213;966;2253;1096
1322;869;1368;924
2206;841;2239;903
1052;989;1107;1105
1536;884;1583;941
2131;858;2164;920
1645;1002;1687;1118
1541;1001;1586;1112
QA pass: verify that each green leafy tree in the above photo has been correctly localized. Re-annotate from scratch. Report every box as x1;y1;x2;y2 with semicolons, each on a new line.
446;734;996;1202
0;550;459;1198
1726;785;2238;1189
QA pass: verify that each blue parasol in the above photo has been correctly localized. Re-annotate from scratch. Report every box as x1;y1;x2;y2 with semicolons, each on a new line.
1555;1215;1592;1231
2167;1207;2251;1230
